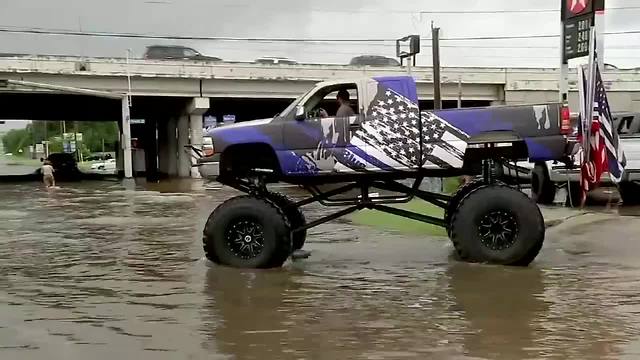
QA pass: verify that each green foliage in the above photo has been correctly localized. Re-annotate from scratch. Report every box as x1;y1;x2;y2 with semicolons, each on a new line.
1;121;119;155
1;128;31;155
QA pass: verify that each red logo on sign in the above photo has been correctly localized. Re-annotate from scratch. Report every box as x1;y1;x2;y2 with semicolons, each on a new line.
568;0;588;14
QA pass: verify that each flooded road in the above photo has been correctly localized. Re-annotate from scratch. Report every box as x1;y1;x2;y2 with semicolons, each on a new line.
2;180;640;359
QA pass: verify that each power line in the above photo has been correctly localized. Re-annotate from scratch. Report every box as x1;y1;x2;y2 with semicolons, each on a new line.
418;6;640;14
1;27;640;43
0;27;395;43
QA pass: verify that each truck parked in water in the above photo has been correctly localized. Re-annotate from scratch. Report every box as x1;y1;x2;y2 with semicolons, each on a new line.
196;75;577;269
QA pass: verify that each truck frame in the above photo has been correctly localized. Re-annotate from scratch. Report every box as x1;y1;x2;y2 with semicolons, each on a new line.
199;75;574;269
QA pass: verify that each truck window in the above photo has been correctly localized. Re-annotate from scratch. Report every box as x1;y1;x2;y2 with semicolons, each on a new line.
303;84;358;119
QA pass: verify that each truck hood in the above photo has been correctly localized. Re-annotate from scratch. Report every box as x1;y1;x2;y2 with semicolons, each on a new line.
205;118;273;136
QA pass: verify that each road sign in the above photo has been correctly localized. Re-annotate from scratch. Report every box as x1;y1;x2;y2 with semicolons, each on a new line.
204;115;217;129
63;132;83;141
561;0;595;61
63;141;76;154
130;118;145;125
396;35;420;59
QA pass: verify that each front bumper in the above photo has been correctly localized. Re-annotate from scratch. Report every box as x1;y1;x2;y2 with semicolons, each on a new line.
197;154;220;179
549;166;640;184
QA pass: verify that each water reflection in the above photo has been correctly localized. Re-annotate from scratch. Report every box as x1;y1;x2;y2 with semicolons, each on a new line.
448;264;548;359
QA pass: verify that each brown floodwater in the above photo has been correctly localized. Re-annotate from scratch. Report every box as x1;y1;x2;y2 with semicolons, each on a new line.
2;179;640;360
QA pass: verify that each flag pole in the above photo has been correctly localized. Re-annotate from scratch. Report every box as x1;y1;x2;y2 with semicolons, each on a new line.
584;26;598;164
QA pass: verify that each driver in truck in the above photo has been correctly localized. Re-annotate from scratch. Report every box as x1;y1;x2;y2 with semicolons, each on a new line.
319;88;355;118
336;89;355;118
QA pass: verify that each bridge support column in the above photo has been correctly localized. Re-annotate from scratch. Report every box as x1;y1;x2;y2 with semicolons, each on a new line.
121;97;133;178
186;97;209;178
177;115;190;177
166;117;178;177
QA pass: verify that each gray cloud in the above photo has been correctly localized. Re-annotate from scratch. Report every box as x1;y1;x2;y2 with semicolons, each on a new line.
0;0;638;67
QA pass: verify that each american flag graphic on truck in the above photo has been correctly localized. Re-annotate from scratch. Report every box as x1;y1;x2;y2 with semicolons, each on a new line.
345;84;470;172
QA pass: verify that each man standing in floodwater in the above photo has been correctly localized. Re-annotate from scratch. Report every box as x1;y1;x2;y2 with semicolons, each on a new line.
41;160;55;188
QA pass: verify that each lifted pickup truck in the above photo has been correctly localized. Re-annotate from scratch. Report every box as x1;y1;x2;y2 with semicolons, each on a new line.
199;75;574;268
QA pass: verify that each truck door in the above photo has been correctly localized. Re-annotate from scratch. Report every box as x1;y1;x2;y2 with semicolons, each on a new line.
282;83;366;175
351;76;422;172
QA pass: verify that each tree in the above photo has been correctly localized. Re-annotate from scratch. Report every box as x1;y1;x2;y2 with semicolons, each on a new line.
1;128;32;155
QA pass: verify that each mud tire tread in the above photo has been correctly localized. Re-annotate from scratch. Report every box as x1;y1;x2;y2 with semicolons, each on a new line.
449;184;544;266
203;195;292;268
265;192;307;251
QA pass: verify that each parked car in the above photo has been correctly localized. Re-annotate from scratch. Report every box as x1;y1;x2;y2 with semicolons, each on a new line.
254;56;298;65
500;111;640;205
34;153;81;181
143;45;222;61
90;158;116;171
349;55;400;66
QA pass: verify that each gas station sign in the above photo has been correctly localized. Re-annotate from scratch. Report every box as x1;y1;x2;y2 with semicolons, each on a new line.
562;0;595;61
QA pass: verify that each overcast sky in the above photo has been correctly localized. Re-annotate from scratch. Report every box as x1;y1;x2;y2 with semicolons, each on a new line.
1;0;639;69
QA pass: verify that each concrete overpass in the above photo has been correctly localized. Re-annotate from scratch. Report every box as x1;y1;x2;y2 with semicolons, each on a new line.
1;55;640;179
1;55;640;109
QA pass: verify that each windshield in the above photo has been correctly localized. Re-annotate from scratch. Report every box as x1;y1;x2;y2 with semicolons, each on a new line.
277;86;317;118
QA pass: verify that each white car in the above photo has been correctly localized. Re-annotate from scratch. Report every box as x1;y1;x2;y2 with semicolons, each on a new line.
91;158;116;171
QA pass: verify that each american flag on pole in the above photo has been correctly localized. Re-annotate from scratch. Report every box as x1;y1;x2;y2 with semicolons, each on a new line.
594;66;626;181
348;85;469;171
578;62;627;205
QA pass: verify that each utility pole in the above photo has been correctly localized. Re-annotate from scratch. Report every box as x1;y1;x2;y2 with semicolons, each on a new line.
457;76;462;108
74;121;79;163
594;0;605;69
43;120;48;157
431;22;442;110
559;18;569;104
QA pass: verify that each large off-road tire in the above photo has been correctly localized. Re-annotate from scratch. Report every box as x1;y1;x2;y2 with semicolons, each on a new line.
450;184;545;266
619;181;640;205
445;177;507;237
265;192;307;250
444;177;486;237
203;196;292;268
531;163;556;204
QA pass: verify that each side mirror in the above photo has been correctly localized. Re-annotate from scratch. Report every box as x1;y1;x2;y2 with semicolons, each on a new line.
295;105;305;121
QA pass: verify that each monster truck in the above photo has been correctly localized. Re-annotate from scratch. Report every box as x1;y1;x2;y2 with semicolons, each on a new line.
198;75;576;269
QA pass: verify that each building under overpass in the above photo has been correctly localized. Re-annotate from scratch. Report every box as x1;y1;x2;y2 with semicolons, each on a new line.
1;55;640;179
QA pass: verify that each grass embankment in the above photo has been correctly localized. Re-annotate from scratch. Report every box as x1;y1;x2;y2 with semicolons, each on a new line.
348;177;461;236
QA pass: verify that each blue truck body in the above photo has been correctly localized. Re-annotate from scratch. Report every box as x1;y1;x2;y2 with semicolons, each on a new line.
203;75;567;179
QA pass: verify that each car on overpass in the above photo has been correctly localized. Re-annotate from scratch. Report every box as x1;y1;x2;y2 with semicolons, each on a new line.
349;55;400;66
143;45;222;62
254;56;298;65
